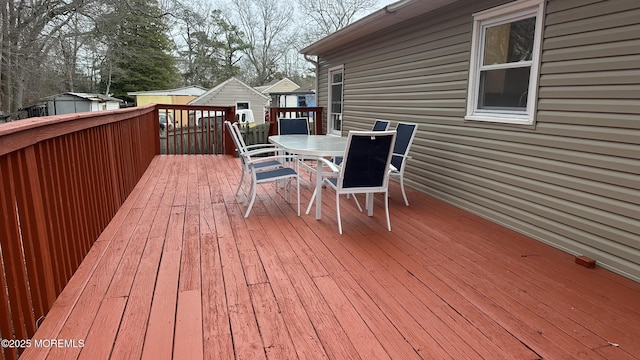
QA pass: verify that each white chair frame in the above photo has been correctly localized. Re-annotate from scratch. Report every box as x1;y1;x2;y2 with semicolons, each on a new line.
389;122;418;206
317;130;396;234
226;121;282;202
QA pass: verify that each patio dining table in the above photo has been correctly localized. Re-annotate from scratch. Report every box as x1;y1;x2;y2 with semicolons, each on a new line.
268;134;347;220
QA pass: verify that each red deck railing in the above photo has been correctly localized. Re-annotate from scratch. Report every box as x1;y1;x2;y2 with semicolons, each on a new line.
0;105;160;359
155;104;235;155
0;103;319;359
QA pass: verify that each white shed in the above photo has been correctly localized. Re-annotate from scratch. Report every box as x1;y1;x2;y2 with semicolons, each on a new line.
189;78;270;125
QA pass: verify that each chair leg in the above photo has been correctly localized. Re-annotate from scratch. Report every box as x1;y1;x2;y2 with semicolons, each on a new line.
296;175;300;216
244;181;258;218
235;168;245;197
400;174;409;206
384;190;391;231
351;194;363;212
336;193;343;235
242;177;251;205
305;187;316;215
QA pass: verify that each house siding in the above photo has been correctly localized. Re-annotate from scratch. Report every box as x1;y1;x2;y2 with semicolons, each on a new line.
191;79;269;123
262;79;300;94
314;0;640;280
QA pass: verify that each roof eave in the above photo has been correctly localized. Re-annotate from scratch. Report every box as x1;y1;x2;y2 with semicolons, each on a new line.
301;0;456;55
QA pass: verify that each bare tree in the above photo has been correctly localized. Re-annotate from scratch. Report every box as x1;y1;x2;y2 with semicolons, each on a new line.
298;0;377;42
0;0;378;116
172;1;249;87
0;0;92;114
228;0;295;86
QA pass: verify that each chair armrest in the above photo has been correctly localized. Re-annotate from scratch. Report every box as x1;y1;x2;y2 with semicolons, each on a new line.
389;153;411;173
392;152;412;159
245;143;278;151
245;147;281;157
247;154;294;168
317;157;340;173
391;153;412;163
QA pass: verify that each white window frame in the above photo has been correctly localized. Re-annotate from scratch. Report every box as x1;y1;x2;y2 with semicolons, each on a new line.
328;65;344;136
465;0;545;125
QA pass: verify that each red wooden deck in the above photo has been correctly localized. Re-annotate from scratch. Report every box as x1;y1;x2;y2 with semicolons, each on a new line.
20;155;640;360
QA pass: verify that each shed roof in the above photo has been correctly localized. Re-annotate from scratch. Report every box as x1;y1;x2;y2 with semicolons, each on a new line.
254;78;300;94
127;85;208;97
301;0;456;55
43;92;122;102
189;77;269;105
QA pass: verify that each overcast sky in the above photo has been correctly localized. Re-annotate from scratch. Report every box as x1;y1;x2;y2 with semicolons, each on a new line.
377;0;400;7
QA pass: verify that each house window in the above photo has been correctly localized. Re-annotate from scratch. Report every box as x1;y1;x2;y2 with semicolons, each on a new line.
466;0;544;125
328;66;344;135
237;101;250;110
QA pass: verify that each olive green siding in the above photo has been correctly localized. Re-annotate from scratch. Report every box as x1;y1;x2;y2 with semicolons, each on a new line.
314;0;640;280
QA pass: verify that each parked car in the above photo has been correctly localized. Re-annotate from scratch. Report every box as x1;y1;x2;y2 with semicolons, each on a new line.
235;109;255;124
190;110;225;128
159;112;174;131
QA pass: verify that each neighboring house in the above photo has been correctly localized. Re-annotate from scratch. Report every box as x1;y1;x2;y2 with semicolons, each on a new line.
128;85;207;106
254;77;300;96
41;92;122;116
190;77;270;124
269;89;316;108
301;0;640;281
128;86;207;127
269;88;317;125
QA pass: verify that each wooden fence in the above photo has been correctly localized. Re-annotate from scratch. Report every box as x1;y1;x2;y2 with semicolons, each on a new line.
0;105;158;360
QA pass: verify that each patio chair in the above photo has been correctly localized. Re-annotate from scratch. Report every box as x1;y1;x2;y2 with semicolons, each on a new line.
277;117;316;178
244;153;300;218
317;130;396;234
228;122;299;218
278;118;310;135
372;119;391;131
225;121;282;202
389;122;418;206
333;119;391;165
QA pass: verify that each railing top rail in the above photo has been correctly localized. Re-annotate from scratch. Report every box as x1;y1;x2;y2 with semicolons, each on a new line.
157;104;234;111
0;104;157;157
272;106;323;112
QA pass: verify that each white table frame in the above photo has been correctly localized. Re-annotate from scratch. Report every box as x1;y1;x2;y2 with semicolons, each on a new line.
269;135;347;220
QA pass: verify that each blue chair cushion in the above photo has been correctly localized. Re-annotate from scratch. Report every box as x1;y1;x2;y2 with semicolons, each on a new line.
256;167;297;181
254;160;282;170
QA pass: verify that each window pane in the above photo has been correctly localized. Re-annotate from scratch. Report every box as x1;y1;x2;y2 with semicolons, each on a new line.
483;17;536;65
331;113;342;131
478;67;531;110
331;84;342;113
332;73;343;83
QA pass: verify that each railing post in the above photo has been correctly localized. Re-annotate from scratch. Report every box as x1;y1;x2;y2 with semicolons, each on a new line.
19;146;58;312
269;108;278;136
315;107;324;135
0;154;34;360
224;107;236;155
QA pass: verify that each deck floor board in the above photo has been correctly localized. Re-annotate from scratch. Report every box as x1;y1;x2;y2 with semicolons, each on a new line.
20;155;640;360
